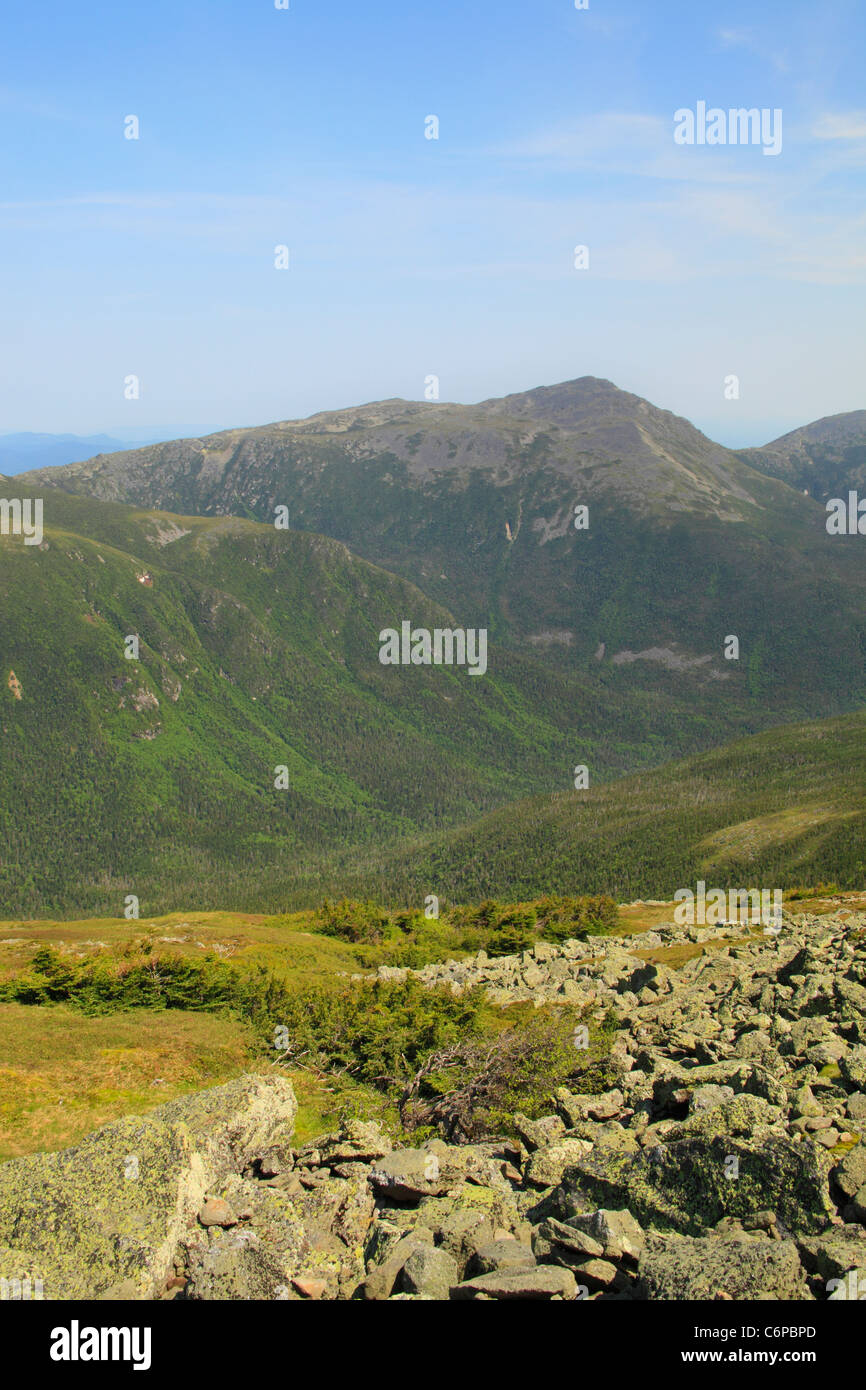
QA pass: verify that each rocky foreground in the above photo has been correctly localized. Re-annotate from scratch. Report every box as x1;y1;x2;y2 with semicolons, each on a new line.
1;909;865;1300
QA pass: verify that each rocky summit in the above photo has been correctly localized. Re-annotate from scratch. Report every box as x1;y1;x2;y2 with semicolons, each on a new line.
1;908;864;1301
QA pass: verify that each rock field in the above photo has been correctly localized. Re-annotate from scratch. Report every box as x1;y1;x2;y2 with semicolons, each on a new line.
1;909;864;1300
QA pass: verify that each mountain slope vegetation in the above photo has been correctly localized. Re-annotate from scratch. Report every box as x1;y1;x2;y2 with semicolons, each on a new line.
19;379;866;728
346;707;866;906
739;410;866;503
5;382;865;920
3;488;770;918
0;491;589;916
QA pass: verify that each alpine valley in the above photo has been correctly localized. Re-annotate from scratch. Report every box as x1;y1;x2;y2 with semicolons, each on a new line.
4;376;866;917
4;379;866;1311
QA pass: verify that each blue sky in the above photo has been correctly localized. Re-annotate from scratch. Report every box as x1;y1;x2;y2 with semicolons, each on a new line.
0;0;863;446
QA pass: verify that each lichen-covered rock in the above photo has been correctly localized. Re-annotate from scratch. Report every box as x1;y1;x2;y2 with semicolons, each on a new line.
419;1208;496;1269
512;1113;566;1151
557;1131;835;1235
0;1074;297;1300
467;1238;536;1276
451;1265;578;1300
839;1045;866;1088
535;1218;604;1261
359;1233;429;1301
669;1093;784;1142
796;1225;866;1283
416;1183;520;1234
689;1084;736;1115
311;1121;392;1168
184;1229;303;1301
569;1208;646;1263
637;1234;812;1300
830;1143;866;1202
524;1139;593;1189
827;1266;866;1300
399;1244;459;1299
368;1149;448;1202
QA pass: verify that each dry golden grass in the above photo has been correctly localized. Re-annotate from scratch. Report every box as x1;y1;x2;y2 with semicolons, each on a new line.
0;908;363;985
0;909;399;1160
0;1002;254;1161
4;892;858;1161
0;1000;384;1160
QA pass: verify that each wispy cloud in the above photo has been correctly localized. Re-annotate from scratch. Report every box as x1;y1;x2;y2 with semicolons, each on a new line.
494;112;769;186
1;152;862;292
714;26;790;73
0;84;78;123
812;111;866;140
717;28;753;49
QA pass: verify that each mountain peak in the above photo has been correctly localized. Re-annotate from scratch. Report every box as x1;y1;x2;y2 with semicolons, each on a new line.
759;409;866;453
738;408;866;502
476;376;644;427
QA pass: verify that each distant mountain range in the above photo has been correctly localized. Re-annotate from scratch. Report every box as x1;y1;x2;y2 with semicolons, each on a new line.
0;433;130;475
4;378;865;916
0;429;217;476
18;377;866;710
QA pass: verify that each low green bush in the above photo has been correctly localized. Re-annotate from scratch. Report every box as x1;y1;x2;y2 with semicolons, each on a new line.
0;945;619;1143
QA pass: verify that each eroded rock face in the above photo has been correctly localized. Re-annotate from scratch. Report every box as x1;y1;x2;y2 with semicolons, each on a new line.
1;908;864;1301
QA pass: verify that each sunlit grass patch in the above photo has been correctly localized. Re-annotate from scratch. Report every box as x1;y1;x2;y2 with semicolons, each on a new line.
0;1002;250;1160
698;804;855;869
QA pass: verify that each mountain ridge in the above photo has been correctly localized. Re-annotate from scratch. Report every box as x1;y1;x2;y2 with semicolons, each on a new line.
330;705;866;906
14;376;787;519
13;379;864;715
738;408;866;502
4;381;866;916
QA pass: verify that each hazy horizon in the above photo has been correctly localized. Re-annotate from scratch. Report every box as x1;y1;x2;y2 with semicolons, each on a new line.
1;0;863;448
0;368;861;469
